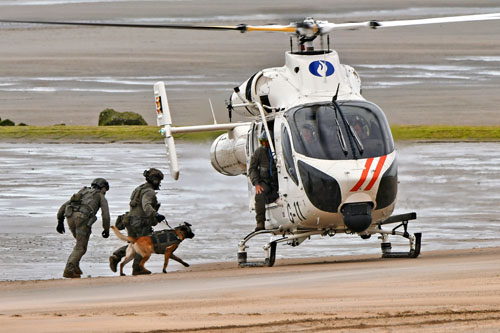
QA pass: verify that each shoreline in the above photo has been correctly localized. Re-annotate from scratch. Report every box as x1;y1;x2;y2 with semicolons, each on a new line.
0;246;497;286
2;125;500;143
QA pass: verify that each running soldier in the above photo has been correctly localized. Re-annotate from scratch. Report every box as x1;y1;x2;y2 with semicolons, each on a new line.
109;168;166;275
57;178;111;278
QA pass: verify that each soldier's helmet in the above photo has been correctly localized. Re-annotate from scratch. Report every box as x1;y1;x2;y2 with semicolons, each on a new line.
144;168;164;183
91;178;110;191
258;131;268;143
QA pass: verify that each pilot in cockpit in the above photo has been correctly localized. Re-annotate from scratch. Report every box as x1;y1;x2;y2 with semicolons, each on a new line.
300;124;317;144
351;116;369;140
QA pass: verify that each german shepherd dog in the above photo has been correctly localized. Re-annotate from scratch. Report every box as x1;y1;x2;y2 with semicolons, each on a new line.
111;222;194;276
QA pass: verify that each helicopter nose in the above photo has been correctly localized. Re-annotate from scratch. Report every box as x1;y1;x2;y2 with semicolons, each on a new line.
341;203;373;233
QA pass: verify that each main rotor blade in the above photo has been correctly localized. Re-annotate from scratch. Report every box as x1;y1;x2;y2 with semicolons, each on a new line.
0;19;246;31
3;12;498;35
320;12;500;33
376;12;500;28
0;19;299;33
245;25;296;33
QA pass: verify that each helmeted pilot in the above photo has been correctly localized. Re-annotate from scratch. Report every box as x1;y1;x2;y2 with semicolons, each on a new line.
248;131;279;231
57;178;111;278
109;168;166;275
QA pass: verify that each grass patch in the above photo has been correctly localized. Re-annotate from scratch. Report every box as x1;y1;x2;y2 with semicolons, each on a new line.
1;125;500;142
391;125;500;141
0;125;224;142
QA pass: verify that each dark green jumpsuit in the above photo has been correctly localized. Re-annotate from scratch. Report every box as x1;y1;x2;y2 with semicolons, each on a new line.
112;182;160;271
57;187;110;276
248;145;279;227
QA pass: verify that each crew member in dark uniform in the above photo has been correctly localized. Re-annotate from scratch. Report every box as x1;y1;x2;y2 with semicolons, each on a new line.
109;168;166;275
248;131;278;231
57;178;110;278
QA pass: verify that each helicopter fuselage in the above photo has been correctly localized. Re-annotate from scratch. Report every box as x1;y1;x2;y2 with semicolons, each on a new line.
210;50;397;235
264;103;395;234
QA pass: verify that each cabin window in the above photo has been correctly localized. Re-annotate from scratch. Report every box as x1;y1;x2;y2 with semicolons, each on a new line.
281;124;298;185
286;101;394;160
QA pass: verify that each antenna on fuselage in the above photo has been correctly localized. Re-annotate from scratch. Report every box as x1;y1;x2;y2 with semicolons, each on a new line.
332;83;340;102
209;98;217;124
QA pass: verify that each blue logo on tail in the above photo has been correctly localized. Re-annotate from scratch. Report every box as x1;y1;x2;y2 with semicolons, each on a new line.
309;60;335;77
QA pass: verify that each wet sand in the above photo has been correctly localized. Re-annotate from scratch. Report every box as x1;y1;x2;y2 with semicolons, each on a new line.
1;247;500;332
2;141;500;281
0;0;499;126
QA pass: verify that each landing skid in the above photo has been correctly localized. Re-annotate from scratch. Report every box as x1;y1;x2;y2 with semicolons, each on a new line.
237;212;422;267
237;229;278;267
238;228;324;267
378;212;422;258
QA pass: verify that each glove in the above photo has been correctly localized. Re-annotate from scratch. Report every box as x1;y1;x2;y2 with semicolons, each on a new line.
56;219;65;234
155;213;165;222
102;229;109;238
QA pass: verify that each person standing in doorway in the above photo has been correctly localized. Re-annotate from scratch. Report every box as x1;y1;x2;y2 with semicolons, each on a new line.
248;131;278;231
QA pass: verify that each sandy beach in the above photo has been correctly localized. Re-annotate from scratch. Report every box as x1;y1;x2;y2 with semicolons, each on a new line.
1;1;500;332
1;247;500;332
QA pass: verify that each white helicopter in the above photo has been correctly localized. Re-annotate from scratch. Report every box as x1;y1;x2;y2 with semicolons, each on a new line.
150;13;500;266
3;13;500;266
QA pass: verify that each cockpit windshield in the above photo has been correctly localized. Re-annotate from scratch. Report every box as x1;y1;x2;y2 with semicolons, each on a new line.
285;101;394;160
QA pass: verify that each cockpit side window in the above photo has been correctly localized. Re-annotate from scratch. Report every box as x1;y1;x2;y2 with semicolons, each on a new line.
291;104;351;159
339;102;394;157
281;124;298;185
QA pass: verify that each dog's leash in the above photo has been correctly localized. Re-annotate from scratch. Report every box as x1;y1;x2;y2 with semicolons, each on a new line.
163;219;174;230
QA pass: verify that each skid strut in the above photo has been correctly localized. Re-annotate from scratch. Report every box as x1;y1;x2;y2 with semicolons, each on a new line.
238;229;277;267
236;241;277;267
378;212;422;258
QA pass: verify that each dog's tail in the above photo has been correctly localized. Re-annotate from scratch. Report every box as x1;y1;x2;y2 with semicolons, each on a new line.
110;226;137;244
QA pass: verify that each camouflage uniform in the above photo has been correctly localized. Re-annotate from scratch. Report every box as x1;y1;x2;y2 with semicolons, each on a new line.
111;182;162;273
57;186;110;278
248;145;279;229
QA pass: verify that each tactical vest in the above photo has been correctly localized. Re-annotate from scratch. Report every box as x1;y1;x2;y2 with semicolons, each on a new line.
129;183;160;216
151;229;180;254
115;212;130;230
129;183;147;208
250;146;278;186
66;186;100;219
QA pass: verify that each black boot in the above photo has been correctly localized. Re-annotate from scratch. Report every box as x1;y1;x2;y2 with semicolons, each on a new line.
109;255;119;273
132;253;150;275
63;263;81;278
132;268;151;276
255;222;265;232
